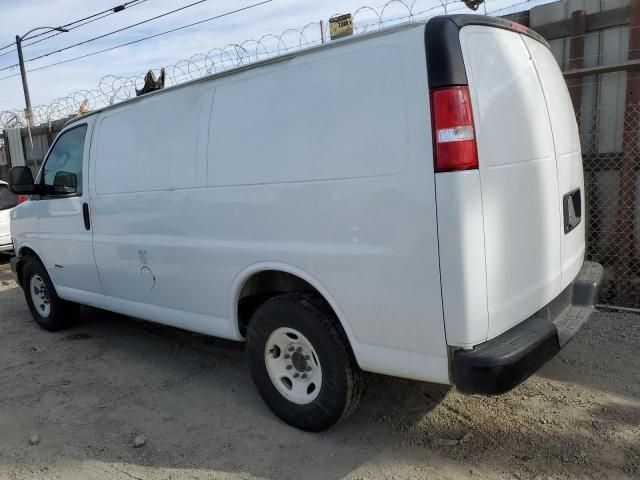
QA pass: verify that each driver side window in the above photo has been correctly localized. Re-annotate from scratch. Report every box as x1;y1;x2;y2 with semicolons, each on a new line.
42;125;87;197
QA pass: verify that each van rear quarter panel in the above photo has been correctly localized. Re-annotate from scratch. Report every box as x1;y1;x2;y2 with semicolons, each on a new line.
89;26;450;383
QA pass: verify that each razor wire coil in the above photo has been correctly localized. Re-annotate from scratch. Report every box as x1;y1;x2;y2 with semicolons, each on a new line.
0;0;514;129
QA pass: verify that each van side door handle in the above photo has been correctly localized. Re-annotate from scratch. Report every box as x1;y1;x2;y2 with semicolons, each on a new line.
82;202;91;231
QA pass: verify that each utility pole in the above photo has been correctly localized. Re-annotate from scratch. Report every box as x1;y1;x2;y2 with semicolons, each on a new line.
14;26;68;127
15;35;32;127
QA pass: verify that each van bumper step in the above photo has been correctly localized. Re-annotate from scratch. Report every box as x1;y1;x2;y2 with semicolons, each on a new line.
452;261;603;395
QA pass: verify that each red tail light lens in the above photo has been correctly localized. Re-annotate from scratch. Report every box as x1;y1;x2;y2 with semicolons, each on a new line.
430;86;478;172
16;195;27;204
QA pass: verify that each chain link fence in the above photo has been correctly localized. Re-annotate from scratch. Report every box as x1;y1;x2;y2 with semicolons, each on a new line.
581;98;640;309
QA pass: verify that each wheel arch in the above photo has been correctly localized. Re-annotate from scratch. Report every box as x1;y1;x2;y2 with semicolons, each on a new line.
15;244;43;287
232;262;360;360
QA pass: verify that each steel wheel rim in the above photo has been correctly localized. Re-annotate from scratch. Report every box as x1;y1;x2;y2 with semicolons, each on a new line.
264;327;322;404
30;274;51;318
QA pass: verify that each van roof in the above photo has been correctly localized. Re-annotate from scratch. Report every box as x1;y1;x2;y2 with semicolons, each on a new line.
65;14;546;128
65;20;426;127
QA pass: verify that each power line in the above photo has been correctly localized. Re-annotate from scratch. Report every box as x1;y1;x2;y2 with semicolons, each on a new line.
20;0;150;51
0;0;147;55
34;0;147;38
0;0;274;81
0;0;220;73
0;0;537;84
15;12;127;52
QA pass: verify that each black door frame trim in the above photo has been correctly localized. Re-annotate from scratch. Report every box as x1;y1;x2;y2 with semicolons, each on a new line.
425;14;549;89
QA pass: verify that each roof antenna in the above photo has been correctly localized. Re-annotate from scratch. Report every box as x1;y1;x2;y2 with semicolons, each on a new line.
462;0;485;11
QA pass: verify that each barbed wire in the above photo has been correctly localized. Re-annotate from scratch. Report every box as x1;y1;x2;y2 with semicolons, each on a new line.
0;0;555;130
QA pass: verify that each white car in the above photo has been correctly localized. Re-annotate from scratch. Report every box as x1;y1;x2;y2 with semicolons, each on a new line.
8;15;602;431
0;179;22;252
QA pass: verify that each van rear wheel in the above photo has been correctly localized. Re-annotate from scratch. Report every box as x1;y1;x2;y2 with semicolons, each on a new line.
246;293;364;431
22;256;78;331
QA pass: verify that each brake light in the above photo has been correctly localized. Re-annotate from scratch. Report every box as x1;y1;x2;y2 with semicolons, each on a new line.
430;86;478;172
16;195;26;204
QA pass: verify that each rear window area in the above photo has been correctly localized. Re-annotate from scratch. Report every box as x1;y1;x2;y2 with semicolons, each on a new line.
459;26;554;167
0;184;19;211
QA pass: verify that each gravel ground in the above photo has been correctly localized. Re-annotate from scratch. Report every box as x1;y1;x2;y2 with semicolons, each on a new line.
0;254;638;480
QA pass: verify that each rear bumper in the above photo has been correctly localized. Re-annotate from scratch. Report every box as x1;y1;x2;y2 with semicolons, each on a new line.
452;261;603;395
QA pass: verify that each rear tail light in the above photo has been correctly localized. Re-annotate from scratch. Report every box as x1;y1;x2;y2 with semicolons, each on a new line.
430;86;478;172
16;195;27;204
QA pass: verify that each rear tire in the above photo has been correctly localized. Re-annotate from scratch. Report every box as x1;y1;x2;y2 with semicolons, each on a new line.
247;293;364;431
22;256;78;331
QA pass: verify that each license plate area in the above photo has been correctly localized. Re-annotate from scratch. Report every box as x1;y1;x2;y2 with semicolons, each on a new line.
563;188;581;234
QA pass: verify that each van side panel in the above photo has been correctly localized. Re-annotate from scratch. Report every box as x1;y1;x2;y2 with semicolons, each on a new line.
208;47;407;186
90;26;450;384
94;88;202;195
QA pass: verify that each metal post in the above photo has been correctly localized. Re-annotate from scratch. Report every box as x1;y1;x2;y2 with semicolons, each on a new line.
615;0;640;302
320;20;325;44
15;35;33;128
567;10;586;114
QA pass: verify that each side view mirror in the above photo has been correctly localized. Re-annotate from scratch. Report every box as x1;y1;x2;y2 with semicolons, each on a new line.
8;166;37;195
53;171;78;194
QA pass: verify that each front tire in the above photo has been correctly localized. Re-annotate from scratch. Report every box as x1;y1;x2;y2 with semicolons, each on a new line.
22;256;78;331
247;293;364;431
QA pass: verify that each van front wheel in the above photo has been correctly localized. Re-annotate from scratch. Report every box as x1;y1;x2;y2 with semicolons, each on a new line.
246;293;364;431
22;256;78;331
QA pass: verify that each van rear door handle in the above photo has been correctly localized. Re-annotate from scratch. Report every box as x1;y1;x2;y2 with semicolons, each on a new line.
82;202;91;231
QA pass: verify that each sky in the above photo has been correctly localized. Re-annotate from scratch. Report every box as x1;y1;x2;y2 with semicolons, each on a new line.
0;0;555;115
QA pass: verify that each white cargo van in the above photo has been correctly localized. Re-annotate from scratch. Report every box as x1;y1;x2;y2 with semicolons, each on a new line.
8;15;602;431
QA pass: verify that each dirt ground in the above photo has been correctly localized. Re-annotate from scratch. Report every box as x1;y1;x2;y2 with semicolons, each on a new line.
0;254;638;480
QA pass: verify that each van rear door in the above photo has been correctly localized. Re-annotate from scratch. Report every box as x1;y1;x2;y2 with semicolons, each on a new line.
522;36;586;288
458;23;585;339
